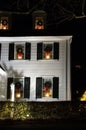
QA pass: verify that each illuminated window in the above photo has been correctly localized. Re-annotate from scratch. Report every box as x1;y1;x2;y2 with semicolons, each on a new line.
15;44;24;60
43;44;53;59
32;10;46;30
0;16;9;30
42;78;52;98
7;77;30;100
9;42;31;60
37;42;59;60
15;78;23;100
35;17;44;30
36;77;59;99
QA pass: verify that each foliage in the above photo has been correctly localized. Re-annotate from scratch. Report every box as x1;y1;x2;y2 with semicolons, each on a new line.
0;101;86;120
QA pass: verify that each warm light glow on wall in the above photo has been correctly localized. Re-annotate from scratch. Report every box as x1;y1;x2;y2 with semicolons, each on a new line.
80;91;86;101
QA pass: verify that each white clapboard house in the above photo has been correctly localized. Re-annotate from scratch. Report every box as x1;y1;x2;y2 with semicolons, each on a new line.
0;36;72;101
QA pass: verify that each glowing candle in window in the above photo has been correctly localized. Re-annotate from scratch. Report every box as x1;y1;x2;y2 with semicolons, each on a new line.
16;92;21;98
43;81;52;97
45;51;51;59
44;86;49;97
15;82;22;99
17;48;23;59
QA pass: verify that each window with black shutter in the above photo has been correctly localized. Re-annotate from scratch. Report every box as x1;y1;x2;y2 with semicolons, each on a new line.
53;77;59;98
24;77;30;98
7;77;30;100
25;42;31;60
36;77;42;98
0;43;1;60
9;43;14;60
36;77;59;99
7;77;13;99
37;42;43;60
9;42;31;60
37;42;59;60
54;42;59;59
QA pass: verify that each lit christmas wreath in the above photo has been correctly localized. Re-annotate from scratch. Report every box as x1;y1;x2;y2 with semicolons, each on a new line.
2;19;8;25
44;81;51;91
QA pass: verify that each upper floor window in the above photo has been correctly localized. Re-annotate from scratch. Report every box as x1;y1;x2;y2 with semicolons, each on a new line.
37;42;59;60
32;10;46;30
35;16;44;30
0;16;8;30
15;44;24;60
9;42;31;60
43;44;53;59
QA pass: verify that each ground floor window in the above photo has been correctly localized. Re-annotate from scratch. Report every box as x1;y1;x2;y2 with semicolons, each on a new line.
7;77;30;101
36;77;59;99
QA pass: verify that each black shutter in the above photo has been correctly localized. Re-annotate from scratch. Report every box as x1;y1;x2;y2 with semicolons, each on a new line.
36;77;42;98
7;78;13;99
37;42;43;60
54;42;59;59
53;77;59;98
25;42;31;60
24;77;30;98
0;43;1;60
9;43;14;60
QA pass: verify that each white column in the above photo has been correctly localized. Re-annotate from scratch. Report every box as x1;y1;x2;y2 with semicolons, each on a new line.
10;83;15;102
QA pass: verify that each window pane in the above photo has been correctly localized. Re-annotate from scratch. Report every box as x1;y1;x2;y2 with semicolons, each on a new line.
0;17;9;30
35;17;44;30
15;44;24;60
14;78;23;100
42;78;52;98
43;44;53;59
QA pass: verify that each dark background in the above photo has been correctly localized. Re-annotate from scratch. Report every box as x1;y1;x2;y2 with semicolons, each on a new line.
0;0;86;101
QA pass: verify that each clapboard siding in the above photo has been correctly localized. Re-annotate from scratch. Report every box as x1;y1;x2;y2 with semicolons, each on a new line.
1;43;66;74
0;36;72;101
